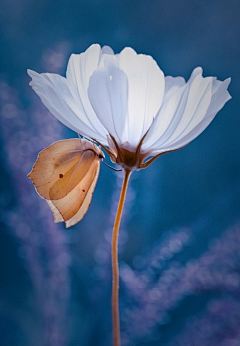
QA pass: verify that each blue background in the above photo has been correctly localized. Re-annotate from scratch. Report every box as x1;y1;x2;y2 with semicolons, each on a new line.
0;0;240;345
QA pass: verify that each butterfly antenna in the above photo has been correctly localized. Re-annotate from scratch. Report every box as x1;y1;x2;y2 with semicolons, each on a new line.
102;160;122;172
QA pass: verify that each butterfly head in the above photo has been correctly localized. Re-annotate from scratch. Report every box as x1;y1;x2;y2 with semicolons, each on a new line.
80;138;105;161
98;151;105;160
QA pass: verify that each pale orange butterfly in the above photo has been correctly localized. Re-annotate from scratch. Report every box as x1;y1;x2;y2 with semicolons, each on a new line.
28;138;105;228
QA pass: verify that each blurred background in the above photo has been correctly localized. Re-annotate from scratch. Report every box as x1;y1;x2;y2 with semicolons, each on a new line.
0;0;240;345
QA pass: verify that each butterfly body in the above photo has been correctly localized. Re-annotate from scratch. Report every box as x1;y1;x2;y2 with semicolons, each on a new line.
28;138;104;227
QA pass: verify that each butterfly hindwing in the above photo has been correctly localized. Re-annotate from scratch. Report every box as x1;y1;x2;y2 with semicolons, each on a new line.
49;159;100;227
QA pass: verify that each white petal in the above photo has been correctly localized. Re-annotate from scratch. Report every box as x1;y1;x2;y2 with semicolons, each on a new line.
87;54;128;143
189;67;203;80
148;75;231;155
164;74;212;144
117;47;165;146
27;69;108;144
102;45;114;55
206;78;231;118
66;44;109;137
149;116;213;155
149;111;219;155
164;75;186;94
142;76;187;151
143;68;211;151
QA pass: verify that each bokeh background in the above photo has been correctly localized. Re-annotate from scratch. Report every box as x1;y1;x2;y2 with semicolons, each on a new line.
0;0;240;345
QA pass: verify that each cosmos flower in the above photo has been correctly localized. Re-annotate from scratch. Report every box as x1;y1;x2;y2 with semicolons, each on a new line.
28;44;231;171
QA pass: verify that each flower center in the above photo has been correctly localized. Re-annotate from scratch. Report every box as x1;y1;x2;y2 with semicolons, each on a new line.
92;132;161;171
108;134;149;171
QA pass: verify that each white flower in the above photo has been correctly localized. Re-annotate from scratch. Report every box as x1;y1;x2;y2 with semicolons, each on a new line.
28;44;231;170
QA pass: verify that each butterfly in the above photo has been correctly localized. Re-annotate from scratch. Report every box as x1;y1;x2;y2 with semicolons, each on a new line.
28;138;105;228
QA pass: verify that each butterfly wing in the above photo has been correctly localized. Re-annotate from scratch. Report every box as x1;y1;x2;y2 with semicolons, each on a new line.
48;159;100;228
28;138;101;227
49;149;96;200
46;200;64;223
28;139;97;199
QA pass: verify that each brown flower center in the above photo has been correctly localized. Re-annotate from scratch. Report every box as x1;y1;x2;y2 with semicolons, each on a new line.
107;133;151;171
92;132;167;171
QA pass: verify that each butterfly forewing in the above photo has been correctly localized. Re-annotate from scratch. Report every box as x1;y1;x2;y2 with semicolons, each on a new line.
28;139;92;199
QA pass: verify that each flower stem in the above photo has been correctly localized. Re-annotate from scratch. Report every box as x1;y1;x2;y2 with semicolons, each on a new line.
112;169;131;346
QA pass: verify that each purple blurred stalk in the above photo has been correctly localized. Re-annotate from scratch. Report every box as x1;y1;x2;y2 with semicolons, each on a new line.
121;223;240;345
0;43;71;346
